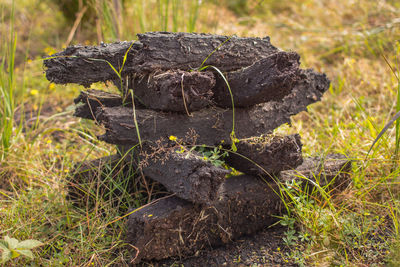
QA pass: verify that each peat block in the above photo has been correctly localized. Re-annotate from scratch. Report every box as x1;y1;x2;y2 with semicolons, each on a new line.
280;153;352;191
129;51;301;111
44;32;279;87
225;134;303;176
137;149;230;204
73;89;124;119
127;175;281;263
126;155;351;263
131;70;215;112
212;51;301;108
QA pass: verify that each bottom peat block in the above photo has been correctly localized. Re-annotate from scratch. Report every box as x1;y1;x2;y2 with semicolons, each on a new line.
126;154;351;263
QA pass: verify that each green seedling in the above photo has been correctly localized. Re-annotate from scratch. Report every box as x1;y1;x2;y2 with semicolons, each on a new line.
0;236;43;263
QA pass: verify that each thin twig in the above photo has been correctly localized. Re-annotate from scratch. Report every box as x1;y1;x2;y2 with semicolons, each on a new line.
181;73;192;117
65;6;88;47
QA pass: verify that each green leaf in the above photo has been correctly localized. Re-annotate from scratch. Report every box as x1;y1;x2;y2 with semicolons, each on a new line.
0;240;9;250
11;249;20;259
1;249;12;263
120;42;135;75
4;236;18;250
17;239;43;249
16;249;34;259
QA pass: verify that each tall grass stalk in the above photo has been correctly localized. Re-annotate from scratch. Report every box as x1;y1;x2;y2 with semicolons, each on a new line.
187;0;201;32
367;50;400;162
109;0;203;41
0;1;18;160
157;0;170;32
391;47;400;160
94;0;123;41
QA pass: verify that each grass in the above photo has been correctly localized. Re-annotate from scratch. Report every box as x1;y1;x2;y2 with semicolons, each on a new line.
0;0;18;161
1;0;400;265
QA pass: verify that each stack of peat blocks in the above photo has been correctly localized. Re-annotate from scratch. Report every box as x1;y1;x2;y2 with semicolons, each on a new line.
44;32;350;263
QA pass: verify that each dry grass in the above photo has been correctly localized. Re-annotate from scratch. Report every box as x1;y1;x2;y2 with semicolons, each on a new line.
1;0;400;265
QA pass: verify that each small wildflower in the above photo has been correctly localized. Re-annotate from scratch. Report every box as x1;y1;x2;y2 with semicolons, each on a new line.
277;247;280;251
49;83;56;90
169;135;177;141
46;139;52;144
44;46;56;55
148;214;153;217
30;89;39;96
203;156;208;160
64;169;69;173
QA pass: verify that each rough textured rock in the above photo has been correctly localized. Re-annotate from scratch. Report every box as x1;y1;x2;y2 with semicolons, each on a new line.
94;69;329;146
44;32;278;87
225;134;303;176
126;155;351;263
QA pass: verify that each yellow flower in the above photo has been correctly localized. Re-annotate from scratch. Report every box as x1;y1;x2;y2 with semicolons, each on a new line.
169;135;177;141
46;139;52;144
148;214;153;217
49;83;55;90
30;89;39;96
44;46;56;55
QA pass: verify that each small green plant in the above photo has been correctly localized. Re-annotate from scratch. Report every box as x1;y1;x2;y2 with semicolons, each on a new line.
196;144;228;167
0;236;43;263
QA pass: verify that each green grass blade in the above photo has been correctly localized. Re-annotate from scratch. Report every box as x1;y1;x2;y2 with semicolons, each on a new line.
198;65;237;151
129;89;142;148
198;35;233;70
367;110;400;156
120;41;135;75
